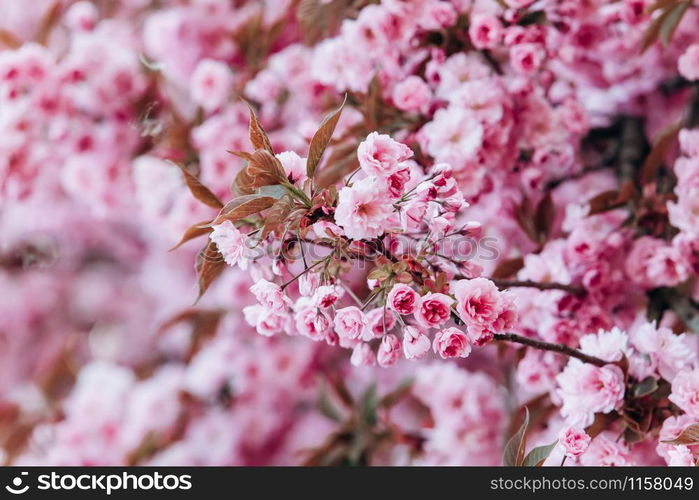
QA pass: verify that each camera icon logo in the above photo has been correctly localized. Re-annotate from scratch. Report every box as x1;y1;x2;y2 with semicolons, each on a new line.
5;472;29;494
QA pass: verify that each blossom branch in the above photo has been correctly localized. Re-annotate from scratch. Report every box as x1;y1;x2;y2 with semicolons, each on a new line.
493;333;608;367
491;279;585;296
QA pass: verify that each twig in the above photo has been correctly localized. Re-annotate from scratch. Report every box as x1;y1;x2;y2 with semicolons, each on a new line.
493;333;608;367
491;279;585;296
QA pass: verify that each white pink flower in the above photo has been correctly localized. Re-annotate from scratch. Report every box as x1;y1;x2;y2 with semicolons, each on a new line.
357;132;413;178
250;279;291;314
679;44;699;81
350;343;376;367
392;76;431;112
335;176;396;240
415;292;454;329
377;334;401;367
190;59;232;112
209;221;253;270
333;306;367;340
387;284;421;315
558;427;591;459
432;327;471;359
669;368;699;419
556;361;626;427
402;326;431;360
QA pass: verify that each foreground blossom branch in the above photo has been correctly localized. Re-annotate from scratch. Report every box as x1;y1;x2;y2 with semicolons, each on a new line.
493;333;607;368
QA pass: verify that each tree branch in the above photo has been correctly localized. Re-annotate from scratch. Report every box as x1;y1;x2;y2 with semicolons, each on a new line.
493;332;608;367
491;279;585;296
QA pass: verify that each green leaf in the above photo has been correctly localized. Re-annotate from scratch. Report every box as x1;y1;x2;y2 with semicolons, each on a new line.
503;408;529;466
662;423;699;445
633;376;659;398
307;95;347;179
521;440;557;467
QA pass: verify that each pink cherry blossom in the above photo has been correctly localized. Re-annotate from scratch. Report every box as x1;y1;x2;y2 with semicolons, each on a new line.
415;292;454;328
403;326;431;360
558;427;591;459
209;220;252;270
334;177;396;240
377;334;402;367
357;132;413;178
333;306;367;340
386;283;421;315
678;44;699;81
392;76;431;112
432;327;471;359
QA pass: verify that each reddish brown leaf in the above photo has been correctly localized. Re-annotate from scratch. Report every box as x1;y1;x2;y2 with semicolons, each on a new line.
212;195;278;224
640;121;682;185
231;150;287;197
491;257;525;279
534;192;555;243
170;220;213;251
248;149;286;185
307;95;347;179
35;1;62;46
174;163;224;209
244;101;274;154
662;423;699;445
587;182;636;215
0;29;21;49
261;195;295;239
195;241;226;301
659;0;691;46
640;0;690;52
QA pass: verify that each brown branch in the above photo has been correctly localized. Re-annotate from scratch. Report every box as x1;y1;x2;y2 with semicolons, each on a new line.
491;279;585;296
493;333;608;367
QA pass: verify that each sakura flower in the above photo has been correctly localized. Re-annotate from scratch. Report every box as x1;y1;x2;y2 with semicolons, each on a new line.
209;221;253;270
335;176;396;240
333;306;367;340
350;342;376;367
403;326;431;360
357;132;413;178
415;293;454;329
432;327;471;359
667;445;695;466
250;279;292;314
392;76;431;112
365;308;397;338
679;44;699;81
190;59;232;112
669;368;699;419
387;284;421;315
468;14;503;50
556;361;625;427
377;334;401;367
558;427;591;459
